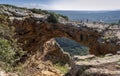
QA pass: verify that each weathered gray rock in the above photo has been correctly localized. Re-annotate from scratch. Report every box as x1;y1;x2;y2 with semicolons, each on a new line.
0;4;120;76
42;38;71;65
73;55;95;61
67;55;120;76
117;51;120;55
0;68;18;76
83;68;120;76
105;53;113;56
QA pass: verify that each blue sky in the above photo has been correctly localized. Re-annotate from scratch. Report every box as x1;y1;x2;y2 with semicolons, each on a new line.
0;0;120;10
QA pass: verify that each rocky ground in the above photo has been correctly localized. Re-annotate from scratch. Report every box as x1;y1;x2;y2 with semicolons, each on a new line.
0;4;120;76
65;21;120;46
67;53;120;76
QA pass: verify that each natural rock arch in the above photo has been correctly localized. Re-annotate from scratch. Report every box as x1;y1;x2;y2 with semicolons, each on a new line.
11;18;119;56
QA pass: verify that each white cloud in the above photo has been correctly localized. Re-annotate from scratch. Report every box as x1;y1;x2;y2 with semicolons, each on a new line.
51;0;120;10
17;0;120;10
21;3;53;10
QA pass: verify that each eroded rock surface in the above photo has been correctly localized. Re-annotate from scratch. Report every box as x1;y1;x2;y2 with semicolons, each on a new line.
0;68;18;76
42;38;71;65
67;54;120;76
9;16;119;57
0;4;120;76
1;4;120;56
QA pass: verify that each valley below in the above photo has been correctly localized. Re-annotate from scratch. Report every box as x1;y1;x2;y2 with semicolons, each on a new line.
0;4;120;76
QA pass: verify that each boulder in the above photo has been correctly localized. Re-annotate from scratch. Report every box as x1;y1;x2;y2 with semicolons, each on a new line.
83;68;120;76
105;53;113;56
42;39;71;65
117;51;120;55
67;55;120;76
0;68;18;76
73;55;95;61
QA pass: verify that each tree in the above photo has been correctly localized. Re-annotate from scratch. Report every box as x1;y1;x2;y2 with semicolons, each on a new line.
118;20;120;25
47;13;58;23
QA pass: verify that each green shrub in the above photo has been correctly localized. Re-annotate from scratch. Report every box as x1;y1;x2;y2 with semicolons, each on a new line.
54;63;69;74
29;8;49;14
0;38;25;65
111;20;120;26
59;14;69;20
1;4;27;10
1;4;17;8
55;37;89;56
0;38;14;63
0;14;8;23
0;14;25;73
47;13;59;23
29;8;69;21
118;20;120;25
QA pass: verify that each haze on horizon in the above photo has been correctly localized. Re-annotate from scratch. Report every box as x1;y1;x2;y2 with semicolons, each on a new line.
0;0;120;11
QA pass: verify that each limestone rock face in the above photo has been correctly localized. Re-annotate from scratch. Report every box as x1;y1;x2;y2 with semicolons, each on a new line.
0;4;120;76
0;5;31;17
11;17;120;56
23;60;62;76
67;54;120;76
42;38;71;65
1;4;119;56
0;68;18;76
21;39;70;76
83;68;120;76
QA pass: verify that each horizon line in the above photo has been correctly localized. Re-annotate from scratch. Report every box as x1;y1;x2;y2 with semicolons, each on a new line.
1;4;120;12
49;9;120;12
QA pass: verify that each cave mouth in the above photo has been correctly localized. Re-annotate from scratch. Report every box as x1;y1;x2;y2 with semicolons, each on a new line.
55;37;89;56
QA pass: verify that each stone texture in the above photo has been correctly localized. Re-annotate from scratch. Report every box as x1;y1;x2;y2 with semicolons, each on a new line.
0;4;119;56
42;38;71;65
0;4;120;76
73;55;95;61
11;17;120;56
0;68;18;76
83;68;120;76
22;39;70;76
67;54;120;76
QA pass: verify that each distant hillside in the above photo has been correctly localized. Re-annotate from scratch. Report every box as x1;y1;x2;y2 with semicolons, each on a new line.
52;10;120;23
55;37;89;56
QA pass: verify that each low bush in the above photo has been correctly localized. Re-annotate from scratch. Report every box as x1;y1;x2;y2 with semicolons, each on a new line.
54;63;69;74
0;38;25;65
47;13;59;23
29;8;49;14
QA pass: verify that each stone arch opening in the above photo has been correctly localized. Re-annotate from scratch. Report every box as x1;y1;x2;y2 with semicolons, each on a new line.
55;37;89;56
12;19;119;56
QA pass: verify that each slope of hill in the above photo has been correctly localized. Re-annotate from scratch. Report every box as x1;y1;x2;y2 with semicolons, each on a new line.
0;4;120;76
52;10;120;23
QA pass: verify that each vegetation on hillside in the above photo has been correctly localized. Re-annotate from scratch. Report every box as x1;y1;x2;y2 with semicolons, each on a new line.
30;9;59;23
0;4;69;23
54;63;69;74
111;20;120;26
1;4;27;10
47;12;59;23
0;14;25;73
29;8;49;14
0;38;24;64
55;37;89;56
29;8;69;23
1;4;18;8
